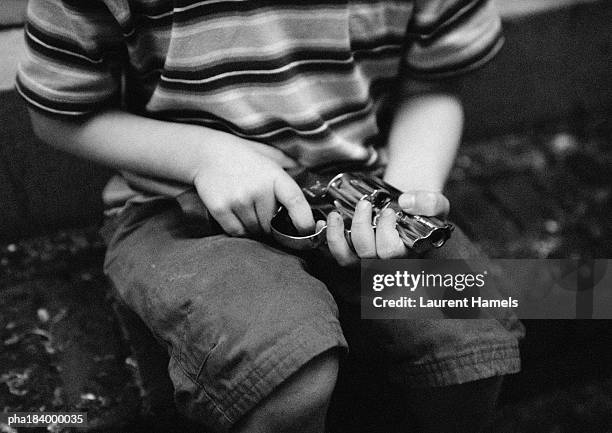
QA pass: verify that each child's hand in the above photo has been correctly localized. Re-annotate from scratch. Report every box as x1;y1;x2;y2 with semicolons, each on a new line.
192;141;314;237
326;190;449;266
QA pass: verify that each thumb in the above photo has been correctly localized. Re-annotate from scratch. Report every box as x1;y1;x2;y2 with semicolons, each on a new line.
398;191;450;216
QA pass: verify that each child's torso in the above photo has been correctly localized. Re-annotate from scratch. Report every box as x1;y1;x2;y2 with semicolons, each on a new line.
113;0;415;167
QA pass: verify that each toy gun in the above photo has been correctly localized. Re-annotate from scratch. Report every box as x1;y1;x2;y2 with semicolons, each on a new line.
270;170;453;254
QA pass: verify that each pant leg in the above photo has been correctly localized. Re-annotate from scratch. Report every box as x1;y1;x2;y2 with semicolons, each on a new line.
101;198;348;432
308;224;524;388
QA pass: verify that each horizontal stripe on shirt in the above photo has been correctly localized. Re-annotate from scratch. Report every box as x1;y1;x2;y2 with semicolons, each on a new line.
18;0;503;168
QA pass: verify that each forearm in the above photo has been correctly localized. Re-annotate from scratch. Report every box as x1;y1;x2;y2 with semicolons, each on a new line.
28;108;294;185
383;93;463;192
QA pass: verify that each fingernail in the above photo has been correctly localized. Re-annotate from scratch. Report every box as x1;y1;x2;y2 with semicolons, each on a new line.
381;208;396;219
399;194;415;210
357;199;371;210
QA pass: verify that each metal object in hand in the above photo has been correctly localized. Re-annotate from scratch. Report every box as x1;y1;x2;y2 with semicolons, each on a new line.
270;172;453;254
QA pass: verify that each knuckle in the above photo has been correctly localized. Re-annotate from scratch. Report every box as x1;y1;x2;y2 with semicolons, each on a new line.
357;247;377;259
377;247;394;259
206;201;230;216
327;231;342;244
352;216;370;225
336;258;350;267
351;219;372;231
337;256;358;267
424;191;439;206
250;187;268;202
230;193;253;208
379;246;403;259
416;193;438;215
423;206;437;216
327;232;347;249
285;193;305;208
378;217;395;230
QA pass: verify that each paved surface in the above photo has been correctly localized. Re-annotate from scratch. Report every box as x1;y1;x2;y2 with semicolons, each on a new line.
0;117;611;432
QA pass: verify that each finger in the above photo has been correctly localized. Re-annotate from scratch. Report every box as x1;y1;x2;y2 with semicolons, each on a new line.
398;191;450;216
375;208;408;259
326;212;358;267
274;174;314;234
208;207;247;237
233;202;261;234
315;220;327;232
254;191;277;234
351;200;377;258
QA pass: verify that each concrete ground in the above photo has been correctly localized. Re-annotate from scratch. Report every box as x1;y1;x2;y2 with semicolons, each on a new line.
1;113;611;433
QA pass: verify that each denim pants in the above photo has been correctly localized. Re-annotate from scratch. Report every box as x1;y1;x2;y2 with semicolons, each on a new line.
101;196;523;432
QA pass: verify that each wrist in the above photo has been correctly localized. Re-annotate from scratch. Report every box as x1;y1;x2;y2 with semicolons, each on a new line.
188;130;256;184
382;166;447;193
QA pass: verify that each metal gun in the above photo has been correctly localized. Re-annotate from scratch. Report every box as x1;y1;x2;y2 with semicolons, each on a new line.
270;171;453;254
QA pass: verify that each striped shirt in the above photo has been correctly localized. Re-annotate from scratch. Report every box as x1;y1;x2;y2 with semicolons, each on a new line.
17;0;503;169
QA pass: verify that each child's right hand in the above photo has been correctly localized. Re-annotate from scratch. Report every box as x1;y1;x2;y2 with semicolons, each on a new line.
192;139;314;237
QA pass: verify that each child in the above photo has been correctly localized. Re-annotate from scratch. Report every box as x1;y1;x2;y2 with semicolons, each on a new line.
18;0;523;431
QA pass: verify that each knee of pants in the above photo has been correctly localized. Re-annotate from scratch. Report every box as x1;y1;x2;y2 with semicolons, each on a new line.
176;239;344;370
164;242;347;430
171;284;345;431
235;350;340;430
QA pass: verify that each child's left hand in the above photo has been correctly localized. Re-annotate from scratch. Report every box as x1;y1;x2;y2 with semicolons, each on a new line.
325;190;450;266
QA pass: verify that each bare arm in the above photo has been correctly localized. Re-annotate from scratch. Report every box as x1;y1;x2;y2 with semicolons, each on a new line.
382;89;463;216
28;108;298;181
28;108;314;235
384;92;463;193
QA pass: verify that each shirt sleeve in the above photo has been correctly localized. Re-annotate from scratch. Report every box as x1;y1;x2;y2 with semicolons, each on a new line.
403;0;504;79
16;0;125;116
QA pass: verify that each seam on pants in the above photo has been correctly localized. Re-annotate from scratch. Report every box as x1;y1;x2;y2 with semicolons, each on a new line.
186;318;347;430
171;355;235;428
393;342;521;387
